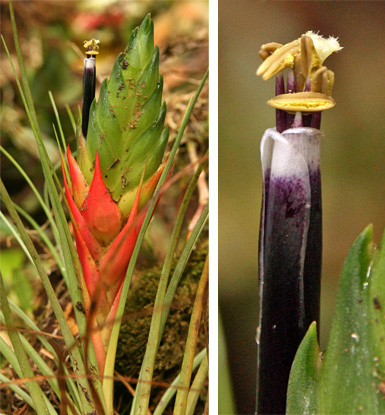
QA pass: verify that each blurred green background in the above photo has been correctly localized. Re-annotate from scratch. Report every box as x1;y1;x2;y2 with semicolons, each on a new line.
219;1;385;413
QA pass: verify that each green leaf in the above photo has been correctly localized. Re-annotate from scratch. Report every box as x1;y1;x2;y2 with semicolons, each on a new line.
287;226;385;414
0;373;34;410
186;352;208;415
368;228;385;397
319;225;380;415
287;322;321;415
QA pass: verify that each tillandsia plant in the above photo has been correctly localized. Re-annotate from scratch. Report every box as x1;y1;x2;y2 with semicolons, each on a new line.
0;2;208;414
256;32;342;415
63;15;169;378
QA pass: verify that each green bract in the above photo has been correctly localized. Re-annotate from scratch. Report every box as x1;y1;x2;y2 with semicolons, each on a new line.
78;14;169;215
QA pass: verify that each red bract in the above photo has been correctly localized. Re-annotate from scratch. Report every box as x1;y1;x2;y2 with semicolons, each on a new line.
63;146;164;373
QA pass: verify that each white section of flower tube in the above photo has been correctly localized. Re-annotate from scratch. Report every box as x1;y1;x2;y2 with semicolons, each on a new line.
281;127;323;172
304;31;343;63
84;56;96;70
261;127;322;178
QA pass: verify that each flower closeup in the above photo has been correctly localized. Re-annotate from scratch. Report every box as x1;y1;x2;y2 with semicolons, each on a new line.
256;32;341;415
257;31;341;132
63;15;168;375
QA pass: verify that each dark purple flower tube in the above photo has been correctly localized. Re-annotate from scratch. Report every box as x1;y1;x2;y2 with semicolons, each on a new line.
82;57;96;139
82;39;99;139
256;127;323;414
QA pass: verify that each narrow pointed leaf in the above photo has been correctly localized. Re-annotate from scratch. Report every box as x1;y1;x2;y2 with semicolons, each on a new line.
287;322;321;415
319;225;379;415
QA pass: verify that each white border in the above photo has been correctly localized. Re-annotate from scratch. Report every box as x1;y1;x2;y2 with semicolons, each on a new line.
209;0;219;413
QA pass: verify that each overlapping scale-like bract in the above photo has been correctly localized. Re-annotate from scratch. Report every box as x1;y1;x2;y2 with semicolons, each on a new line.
78;14;168;216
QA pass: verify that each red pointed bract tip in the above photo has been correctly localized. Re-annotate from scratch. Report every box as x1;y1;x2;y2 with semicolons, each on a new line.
81;152;123;247
67;146;89;209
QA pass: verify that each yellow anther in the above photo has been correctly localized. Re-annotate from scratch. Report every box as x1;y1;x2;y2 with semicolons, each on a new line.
311;66;328;93
258;42;283;61
84;39;100;55
300;34;322;80
257;39;300;80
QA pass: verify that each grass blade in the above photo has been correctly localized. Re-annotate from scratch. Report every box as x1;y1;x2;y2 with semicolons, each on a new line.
0;211;34;265
65;104;77;136
12;202;65;274
0;272;51;414
0;334;22;375
161;203;208;336
0;312;62;401
0;373;34;409
153;348;207;415
0;145;60;245
5;2;105;407
174;255;209;415
49;91;67;152
186;353;208;415
0;178;94;413
4;301;83;411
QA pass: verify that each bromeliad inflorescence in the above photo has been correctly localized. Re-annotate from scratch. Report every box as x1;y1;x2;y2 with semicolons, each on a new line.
62;15;169;377
256;32;341;414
